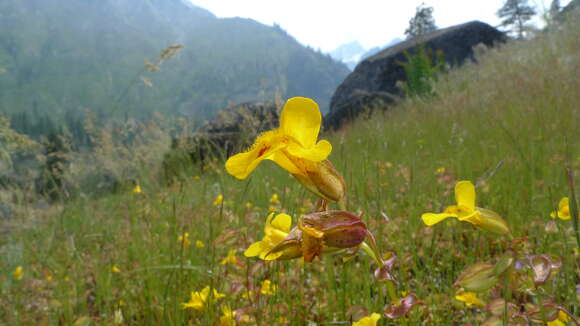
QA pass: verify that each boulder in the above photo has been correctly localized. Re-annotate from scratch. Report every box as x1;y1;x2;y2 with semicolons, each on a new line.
163;100;280;181
325;21;506;130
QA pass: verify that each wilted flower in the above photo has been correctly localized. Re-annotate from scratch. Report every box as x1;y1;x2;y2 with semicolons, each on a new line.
225;97;346;202
421;180;510;235
213;194;224;206
455;291;485;307
244;213;300;260
352;313;381;326
550;197;570;220
13;266;23;280
260;279;277;296
182;286;225;311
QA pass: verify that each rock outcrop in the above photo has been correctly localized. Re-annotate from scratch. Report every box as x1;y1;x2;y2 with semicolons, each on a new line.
325;21;506;130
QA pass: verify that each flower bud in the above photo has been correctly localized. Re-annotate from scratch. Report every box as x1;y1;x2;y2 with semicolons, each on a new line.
455;262;499;292
291;159;346;203
475;208;511;236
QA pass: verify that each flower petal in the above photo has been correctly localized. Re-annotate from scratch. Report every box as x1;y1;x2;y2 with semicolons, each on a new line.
244;241;265;257
421;212;457;226
286;139;332;162
271;151;302;175
270;213;292;233
225;130;285;179
280;97;321;149
455;181;476;211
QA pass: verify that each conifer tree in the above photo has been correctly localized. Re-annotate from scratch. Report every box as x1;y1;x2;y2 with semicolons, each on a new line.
497;0;537;39
405;4;437;39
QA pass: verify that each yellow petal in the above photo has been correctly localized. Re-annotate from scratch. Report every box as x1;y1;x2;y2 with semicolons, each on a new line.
455;181;476;211
270;213;292;233
421;212;457;226
286;139;332;162
271;151;302;175
280;97;321;148
225;130;285;179
244;241;265;257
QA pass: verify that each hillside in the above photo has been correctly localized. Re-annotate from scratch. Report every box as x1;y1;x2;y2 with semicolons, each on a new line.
0;0;348;120
1;10;579;326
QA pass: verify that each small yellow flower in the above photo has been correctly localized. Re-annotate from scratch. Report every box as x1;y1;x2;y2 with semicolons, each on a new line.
421;181;510;235
195;240;205;248
435;167;446;174
260;279;277;296
220;249;239;265
220;305;236;326
46;274;53;282
245;202;253;209
178;232;191;248
244;213;298;260
132;185;142;194
241;290;254;299
13;266;23;280
192;175;200;180
213;194;224;206
455;291;485;307
352;313;381;326
551;197;570;220
112;265;121;273
270;193;280;204
547;311;569;326
268;205;277;212
181;286;225;311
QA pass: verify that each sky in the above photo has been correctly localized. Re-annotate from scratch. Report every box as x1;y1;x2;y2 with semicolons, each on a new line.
189;0;563;52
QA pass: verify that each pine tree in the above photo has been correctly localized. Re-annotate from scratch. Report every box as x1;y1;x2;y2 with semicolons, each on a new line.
405;4;437;39
497;0;537;39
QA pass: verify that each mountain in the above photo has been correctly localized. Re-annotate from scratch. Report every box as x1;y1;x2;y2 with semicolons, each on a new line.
329;41;366;70
0;0;349;120
360;37;403;62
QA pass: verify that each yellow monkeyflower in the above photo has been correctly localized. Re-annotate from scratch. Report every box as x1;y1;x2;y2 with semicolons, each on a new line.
455;291;485;307
181;286;225;311
178;232;191;248
547;311;569;326
435;167;446;174
213;194;224;206
244;213;299;260
195;240;205;248
270;193;280;204
13;266;23;280
220;305;236;326
421;181;510;235
551;197;570;220
132;185;142;194
260;279;278;296
220;249;239;265
352;313;381;326
225;97;345;202
111;265;121;273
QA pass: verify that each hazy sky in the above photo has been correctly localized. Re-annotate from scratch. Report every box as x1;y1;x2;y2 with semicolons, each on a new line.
189;0;563;52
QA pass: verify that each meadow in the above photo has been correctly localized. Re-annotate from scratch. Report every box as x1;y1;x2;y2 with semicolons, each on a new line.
1;18;579;326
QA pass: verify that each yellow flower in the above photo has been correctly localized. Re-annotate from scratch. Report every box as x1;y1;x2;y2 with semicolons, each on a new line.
178;232;191;248
260;279;277;296
213;194;224;206
220;249;239;265
225;97;345;202
270;193;280;204
181;286;225;311
111;265;121;273
13;266;23;280
352;313;381;326
435;167;446;174
220;305;236;326
455;291;485;307
421;181;510;235
195;240;205;248
244;213;299;260
551;197;570;220
132;185;142;194
245;202;253;209
547;311;569;326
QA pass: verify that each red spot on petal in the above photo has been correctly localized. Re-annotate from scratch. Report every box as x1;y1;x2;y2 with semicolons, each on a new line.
258;146;270;157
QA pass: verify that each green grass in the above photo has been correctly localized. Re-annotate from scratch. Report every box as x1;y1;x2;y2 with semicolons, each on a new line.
1;19;579;326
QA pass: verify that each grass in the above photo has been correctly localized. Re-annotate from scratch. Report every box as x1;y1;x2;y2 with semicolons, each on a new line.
1;18;579;326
